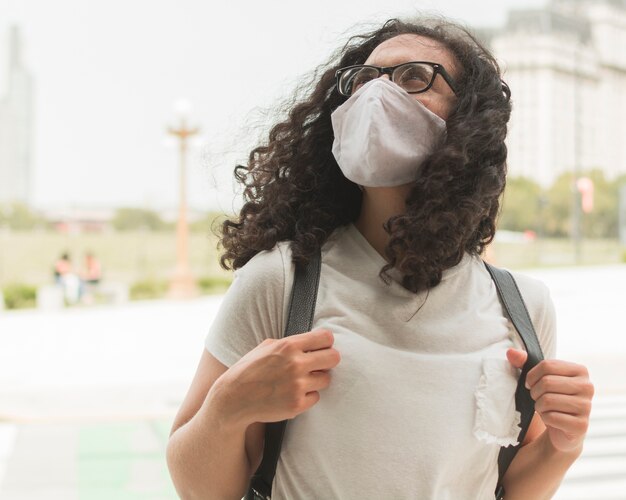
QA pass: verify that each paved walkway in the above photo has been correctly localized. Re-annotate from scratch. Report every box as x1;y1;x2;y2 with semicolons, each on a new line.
0;264;625;499
0;419;176;500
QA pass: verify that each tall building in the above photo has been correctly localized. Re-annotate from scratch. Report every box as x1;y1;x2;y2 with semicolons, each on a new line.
478;0;626;186
0;25;35;205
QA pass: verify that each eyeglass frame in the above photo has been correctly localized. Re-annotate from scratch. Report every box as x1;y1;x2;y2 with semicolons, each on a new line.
334;61;459;97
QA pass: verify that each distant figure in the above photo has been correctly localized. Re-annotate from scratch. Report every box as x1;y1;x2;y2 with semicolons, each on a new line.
79;251;102;304
53;252;72;285
53;252;81;305
81;252;102;286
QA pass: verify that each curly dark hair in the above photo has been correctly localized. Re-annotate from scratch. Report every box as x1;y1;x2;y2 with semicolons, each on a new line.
218;17;512;293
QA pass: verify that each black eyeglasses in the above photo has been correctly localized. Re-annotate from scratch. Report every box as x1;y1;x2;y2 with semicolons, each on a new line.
335;61;459;97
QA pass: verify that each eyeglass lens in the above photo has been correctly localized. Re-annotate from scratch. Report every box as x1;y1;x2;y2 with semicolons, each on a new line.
342;63;435;96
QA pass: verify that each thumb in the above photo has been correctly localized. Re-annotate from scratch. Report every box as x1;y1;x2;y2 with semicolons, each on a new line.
506;348;528;370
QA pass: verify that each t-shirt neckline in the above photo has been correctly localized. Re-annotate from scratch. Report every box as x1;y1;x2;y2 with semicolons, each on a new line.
345;222;473;287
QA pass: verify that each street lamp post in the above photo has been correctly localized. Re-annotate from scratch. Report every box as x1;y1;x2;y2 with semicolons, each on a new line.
167;100;200;299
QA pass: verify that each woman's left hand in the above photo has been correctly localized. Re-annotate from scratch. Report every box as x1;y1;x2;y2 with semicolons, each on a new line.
507;349;594;453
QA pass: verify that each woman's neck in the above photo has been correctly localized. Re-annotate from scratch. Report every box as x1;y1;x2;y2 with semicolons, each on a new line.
354;185;412;262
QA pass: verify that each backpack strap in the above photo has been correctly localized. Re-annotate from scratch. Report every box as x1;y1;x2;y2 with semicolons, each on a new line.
246;249;322;500
484;262;545;500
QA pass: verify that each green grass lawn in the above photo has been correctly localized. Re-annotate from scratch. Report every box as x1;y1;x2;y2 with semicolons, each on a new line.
0;229;623;290
0;230;231;288
492;237;625;270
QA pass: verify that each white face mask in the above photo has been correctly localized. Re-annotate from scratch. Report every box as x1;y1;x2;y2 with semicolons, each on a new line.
330;78;447;188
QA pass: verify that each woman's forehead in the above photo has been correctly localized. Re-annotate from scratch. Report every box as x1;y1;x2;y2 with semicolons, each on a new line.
365;34;456;73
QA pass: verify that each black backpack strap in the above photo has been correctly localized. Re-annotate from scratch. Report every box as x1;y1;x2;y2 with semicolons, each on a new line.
484;262;545;500
246;248;322;500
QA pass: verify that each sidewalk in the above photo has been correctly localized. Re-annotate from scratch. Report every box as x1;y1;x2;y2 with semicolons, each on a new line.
0;264;625;499
0;296;224;499
0;419;176;500
0;295;224;421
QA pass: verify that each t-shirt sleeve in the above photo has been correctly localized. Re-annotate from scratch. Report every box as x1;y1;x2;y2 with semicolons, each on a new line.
204;244;291;367
510;272;557;360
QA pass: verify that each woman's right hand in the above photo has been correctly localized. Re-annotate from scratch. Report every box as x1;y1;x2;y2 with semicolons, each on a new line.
209;328;341;427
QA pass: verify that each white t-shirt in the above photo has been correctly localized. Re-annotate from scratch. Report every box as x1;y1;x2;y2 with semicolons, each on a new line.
205;222;557;500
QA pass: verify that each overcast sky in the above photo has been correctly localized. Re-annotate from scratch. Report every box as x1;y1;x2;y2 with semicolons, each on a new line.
0;0;548;213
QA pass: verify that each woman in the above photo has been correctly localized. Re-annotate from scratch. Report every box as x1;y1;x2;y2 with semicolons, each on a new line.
167;18;594;499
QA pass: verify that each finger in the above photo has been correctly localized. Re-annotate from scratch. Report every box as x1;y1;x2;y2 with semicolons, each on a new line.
539;411;589;435
299;391;321;412
530;374;588;401
526;360;588;389
506;348;527;370
534;393;592;416
302;348;341;371
304;370;332;392
293;329;334;352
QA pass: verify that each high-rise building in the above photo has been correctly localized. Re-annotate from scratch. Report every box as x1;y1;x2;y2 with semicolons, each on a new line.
477;0;626;186
0;25;35;205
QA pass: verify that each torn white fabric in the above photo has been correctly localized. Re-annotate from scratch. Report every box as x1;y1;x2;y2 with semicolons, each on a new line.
474;357;522;447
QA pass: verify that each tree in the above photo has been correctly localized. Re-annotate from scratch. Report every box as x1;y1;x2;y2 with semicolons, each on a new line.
543;173;574;238
0;202;45;230
582;169;618;239
542;170;619;239
497;177;543;233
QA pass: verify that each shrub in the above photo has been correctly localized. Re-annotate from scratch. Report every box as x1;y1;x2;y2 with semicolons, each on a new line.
3;283;37;309
129;275;231;301
197;276;232;294
129;279;168;300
